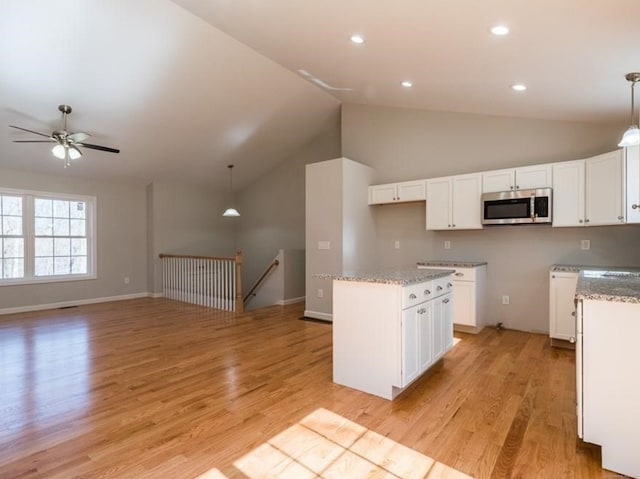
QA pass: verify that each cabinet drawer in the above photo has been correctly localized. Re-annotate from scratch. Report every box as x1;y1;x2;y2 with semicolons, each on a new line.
451;267;476;282
433;276;454;298
402;281;434;309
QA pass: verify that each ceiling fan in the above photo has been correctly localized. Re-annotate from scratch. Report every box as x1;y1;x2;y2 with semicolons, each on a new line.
10;104;120;167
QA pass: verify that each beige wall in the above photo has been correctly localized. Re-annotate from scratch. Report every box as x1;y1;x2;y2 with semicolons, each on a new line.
342;103;640;333
235;113;341;295
147;180;236;294
0;168;148;311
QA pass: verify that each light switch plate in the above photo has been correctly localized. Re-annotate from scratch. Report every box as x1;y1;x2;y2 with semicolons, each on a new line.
444;241;451;249
581;239;590;250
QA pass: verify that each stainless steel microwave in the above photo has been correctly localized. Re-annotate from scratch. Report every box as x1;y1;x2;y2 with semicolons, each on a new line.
481;188;552;225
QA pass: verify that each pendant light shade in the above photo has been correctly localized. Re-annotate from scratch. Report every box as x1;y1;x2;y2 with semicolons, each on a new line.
619;73;640;147
222;164;240;217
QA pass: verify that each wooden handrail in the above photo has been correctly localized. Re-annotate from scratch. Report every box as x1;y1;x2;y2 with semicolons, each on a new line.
243;259;279;304
159;253;237;261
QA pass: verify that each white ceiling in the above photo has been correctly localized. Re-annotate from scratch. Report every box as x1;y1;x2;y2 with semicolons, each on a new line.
2;0;639;189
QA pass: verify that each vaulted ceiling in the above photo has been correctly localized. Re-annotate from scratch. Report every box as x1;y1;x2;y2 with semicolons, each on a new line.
2;0;639;189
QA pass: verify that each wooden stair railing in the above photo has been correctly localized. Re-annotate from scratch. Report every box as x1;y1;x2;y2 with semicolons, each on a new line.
243;259;280;305
159;251;243;312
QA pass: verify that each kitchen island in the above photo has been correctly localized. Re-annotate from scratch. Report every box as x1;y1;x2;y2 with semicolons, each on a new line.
575;268;640;478
319;268;454;400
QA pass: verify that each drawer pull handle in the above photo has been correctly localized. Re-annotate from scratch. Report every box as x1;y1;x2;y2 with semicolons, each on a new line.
454;272;464;277
443;298;450;304
447;283;453;288
409;293;417;299
424;289;431;295
437;286;443;291
633;204;639;210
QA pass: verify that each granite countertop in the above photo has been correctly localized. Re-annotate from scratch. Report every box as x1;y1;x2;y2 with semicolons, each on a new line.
576;269;640;304
315;268;454;286
417;260;487;268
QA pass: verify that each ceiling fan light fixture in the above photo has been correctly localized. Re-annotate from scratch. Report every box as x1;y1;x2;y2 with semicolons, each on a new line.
68;145;82;160
51;144;66;159
222;207;241;217
619;73;640;147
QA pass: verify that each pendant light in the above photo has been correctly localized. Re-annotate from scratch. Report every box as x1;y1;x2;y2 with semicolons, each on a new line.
222;164;240;217
618;72;640;147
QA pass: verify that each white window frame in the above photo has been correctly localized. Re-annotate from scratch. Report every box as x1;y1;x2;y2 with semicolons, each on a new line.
0;187;97;286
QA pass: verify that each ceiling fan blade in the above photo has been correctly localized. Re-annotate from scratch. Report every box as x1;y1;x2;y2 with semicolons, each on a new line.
9;125;52;138
78;142;120;154
13;140;54;143
68;132;90;143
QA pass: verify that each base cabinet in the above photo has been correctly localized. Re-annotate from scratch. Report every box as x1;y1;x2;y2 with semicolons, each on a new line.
549;271;579;342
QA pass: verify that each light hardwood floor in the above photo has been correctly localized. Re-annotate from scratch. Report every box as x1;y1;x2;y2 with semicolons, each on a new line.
0;298;620;478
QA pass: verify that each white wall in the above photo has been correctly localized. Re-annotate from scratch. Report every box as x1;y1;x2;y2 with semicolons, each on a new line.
0;168;148;311
341;103;640;333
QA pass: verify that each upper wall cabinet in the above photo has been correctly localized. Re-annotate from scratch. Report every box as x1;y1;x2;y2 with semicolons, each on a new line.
426;173;482;230
368;180;426;205
553;150;625;227
626;145;640;223
482;164;553;193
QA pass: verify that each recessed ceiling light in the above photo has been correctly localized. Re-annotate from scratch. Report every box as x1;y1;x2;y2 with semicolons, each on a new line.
401;81;413;88
490;25;510;36
511;84;527;91
350;34;364;44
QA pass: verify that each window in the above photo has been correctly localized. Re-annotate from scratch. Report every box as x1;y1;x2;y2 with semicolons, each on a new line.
0;188;96;285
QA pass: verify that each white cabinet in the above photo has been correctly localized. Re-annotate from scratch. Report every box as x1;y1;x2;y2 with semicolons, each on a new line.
417;264;486;333
333;273;453;400
549;271;579;342
482;164;552;193
553;150;625;227
625;145;640;223
426;173;482;230
368;180;426;205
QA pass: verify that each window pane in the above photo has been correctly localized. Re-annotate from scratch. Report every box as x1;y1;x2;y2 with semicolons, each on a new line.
54;256;71;275
70;201;86;219
35;217;53;235
2;196;22;216
3;258;24;278
35;257;54;276
71;256;87;274
35;238;54;257
70;219;85;236
34;198;53;217
71;238;87;256
2;216;22;236
53;200;70;218
3;238;24;259
54;238;71;256
53;218;69;236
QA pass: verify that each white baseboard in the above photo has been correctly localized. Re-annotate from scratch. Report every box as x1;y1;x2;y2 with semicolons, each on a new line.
303;310;333;322
277;296;305;306
149;292;164;298
0;292;154;316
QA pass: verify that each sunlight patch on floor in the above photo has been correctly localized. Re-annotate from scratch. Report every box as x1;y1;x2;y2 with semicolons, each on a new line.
198;408;472;478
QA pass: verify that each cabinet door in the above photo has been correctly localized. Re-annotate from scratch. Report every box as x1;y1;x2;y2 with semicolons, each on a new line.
442;294;453;351
401;305;420;386
549;271;579;341
433;299;445;360
452;280;475;327
627;145;640;223
418;303;434;372
552;160;585;227
368;184;397;205
426;177;452;230
516;164;553;190
452;174;482;229
482;169;515;193
585;150;625;226
397;180;426;202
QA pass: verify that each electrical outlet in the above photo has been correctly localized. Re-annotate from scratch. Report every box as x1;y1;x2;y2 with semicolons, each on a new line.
318;241;330;250
444;240;451;249
124;276;130;285
394;240;400;249
502;295;510;305
581;239;590;250
317;288;324;299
